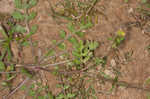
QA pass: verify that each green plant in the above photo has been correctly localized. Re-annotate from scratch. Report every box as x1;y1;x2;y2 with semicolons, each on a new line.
0;0;38;97
13;0;38;45
144;77;150;99
44;19;100;98
124;0;129;3
21;82;54;99
137;0;150;16
50;0;101;25
141;0;147;3
112;29;126;48
1;0;149;98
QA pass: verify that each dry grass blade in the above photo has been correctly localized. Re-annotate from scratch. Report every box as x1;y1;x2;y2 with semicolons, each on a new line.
3;77;30;99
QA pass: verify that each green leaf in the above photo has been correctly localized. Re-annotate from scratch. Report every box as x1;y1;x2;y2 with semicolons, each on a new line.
28;89;36;96
73;59;81;65
14;0;22;9
147;93;150;99
21;41;30;46
108;37;113;41
82;48;90;57
76;40;84;51
80;22;93;30
12;11;24;20
0;27;8;39
94;57;107;67
100;72;111;79
47;92;54;99
52;40;57;44
21;68;32;78
27;11;37;21
146;4;150;8
145;77;150;85
72;50;81;58
67;37;78;45
38;96;45;99
7;74;16;81
88;41;99;50
20;85;27;90
67;93;75;98
7;47;12;61
0;26;8;38
76;31;84;37
29;0;38;7
14;25;26;33
30;25;38;34
45;49;55;57
7;64;15;71
22;3;30;9
56;93;65;99
63;85;70;90
59;30;66;39
0;49;7;61
1;81;10;87
67;22;75;32
0;61;6;71
58;43;66;50
124;0;128;3
141;0;147;3
82;54;91;63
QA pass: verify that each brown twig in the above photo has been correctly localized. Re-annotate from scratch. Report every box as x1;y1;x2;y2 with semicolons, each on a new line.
0;71;19;74
3;77;30;99
15;59;71;68
41;51;68;63
97;75;150;92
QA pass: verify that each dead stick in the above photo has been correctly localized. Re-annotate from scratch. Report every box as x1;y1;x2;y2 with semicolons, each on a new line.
3;77;30;99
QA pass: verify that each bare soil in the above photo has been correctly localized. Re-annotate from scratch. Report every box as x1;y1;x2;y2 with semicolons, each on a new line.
0;0;150;99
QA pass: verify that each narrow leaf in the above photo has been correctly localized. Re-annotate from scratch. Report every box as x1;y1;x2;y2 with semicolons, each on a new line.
12;11;24;20
0;61;6;71
14;0;22;9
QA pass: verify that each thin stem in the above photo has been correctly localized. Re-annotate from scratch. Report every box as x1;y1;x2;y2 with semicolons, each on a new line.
15;59;71;68
3;77;30;99
0;71;19;74
41;51;68;63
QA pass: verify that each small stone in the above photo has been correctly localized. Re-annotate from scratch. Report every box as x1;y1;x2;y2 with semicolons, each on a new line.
110;59;116;67
128;8;133;14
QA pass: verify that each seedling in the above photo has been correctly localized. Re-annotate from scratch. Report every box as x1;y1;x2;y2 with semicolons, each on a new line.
112;29;126;48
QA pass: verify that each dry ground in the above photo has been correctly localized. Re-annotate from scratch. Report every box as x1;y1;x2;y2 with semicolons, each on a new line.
0;0;150;99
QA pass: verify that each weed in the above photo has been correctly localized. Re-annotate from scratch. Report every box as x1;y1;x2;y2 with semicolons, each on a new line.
50;0;101;25
0;0;38;97
112;29;126;48
20;82;54;99
124;0;129;3
0;0;149;98
47;21;100;98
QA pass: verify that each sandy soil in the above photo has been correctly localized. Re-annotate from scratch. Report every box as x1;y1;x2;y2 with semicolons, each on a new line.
0;0;150;99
